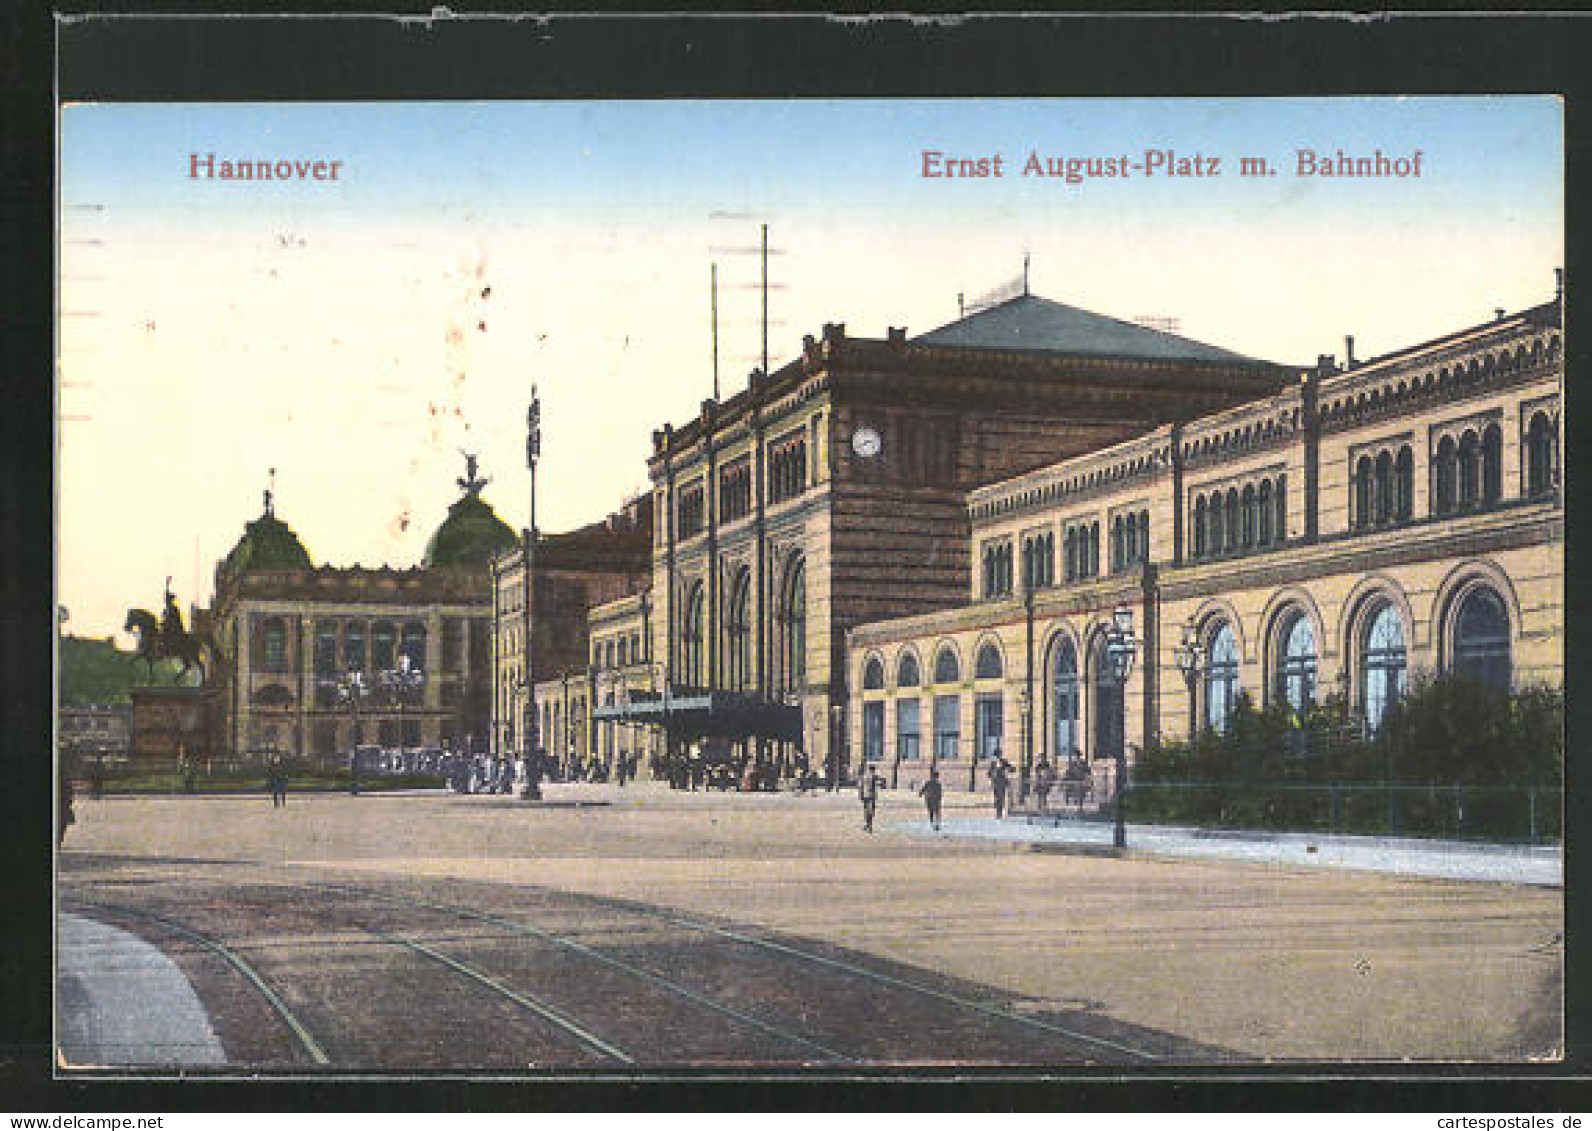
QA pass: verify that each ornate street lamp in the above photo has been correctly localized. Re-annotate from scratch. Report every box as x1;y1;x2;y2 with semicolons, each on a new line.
337;669;368;796
1104;604;1139;848
1016;682;1032;809
1173;618;1205;734
522;389;543;801
380;654;424;774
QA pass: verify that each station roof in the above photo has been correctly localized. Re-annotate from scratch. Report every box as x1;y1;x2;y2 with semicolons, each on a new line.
913;293;1255;364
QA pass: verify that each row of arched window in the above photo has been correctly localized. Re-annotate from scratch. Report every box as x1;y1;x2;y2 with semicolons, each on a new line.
857;580;1517;763
1110;510;1150;573
592;631;648;672
678;557;806;693
768;435;808;504
1432;424;1502;516
1191;475;1287;559
981;541;1014;598
1022;531;1056;590
1064;522;1100;582
1352;446;1414;529
270;616;428;678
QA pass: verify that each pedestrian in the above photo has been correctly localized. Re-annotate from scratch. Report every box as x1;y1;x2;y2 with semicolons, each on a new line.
1033;756;1054;813
857;762;882;832
90;755;106;800
919;768;944;831
59;773;76;847
989;757;1011;820
268;756;288;808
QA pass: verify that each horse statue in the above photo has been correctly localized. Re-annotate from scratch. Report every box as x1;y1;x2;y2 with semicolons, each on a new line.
124;608;165;674
123;580;208;684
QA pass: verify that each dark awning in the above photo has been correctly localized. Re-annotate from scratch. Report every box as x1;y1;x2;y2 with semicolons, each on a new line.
591;690;802;741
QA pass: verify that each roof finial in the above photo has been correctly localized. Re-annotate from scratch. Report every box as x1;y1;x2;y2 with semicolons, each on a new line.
264;468;276;517
457;450;488;499
1023;250;1031;296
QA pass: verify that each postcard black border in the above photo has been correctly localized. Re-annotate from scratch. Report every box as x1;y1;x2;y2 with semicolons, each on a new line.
6;5;1590;1114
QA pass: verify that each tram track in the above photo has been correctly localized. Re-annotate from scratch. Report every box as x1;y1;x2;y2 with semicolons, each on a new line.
65;867;1202;1067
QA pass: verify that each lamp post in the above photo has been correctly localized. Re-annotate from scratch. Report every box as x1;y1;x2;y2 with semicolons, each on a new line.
831;703;845;788
1017;682;1032;809
1173;618;1205;737
1104;604;1139;848
337;669;367;796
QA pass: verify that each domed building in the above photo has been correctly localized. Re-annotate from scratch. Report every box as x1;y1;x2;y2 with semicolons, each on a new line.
197;460;512;764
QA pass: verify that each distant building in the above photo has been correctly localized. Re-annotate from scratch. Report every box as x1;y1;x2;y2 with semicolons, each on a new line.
59;704;133;763
491;495;652;776
198;461;517;761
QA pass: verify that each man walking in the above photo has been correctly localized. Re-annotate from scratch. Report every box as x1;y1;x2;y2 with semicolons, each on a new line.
918;768;944;831
989;757;1011;820
858;762;883;833
1033;756;1055;814
268;756;288;808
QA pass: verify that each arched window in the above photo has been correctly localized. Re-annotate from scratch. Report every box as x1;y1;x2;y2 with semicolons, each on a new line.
897;652;921;688
1395;447;1413;520
1354;457;1373;529
975;642;1003;680
1208;493;1224;557
1375;451;1394;525
1482;423;1502;504
1193;497;1207;557
373;621;396;671
1205;621;1239;733
933;647;961;685
862;656;885;691
1434;436;1458;514
1527;412;1557;496
1274;475;1287;541
1453;587;1511;691
1241;484;1256;547
1458;430;1480;509
1051;638;1079;759
1224;489;1239;552
1064;527;1078;581
1257;480;1274;546
617;636;628;667
778;559;806;692
726;568;751;691
682;584;705;689
1089;522;1101;577
1277;613;1317;713
1137;511;1150;565
1362;602;1406;732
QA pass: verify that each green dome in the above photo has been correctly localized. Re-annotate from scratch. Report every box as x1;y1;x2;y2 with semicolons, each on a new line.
221;512;314;573
424;493;518;568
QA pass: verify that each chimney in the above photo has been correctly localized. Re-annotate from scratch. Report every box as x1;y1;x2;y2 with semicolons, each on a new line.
1495;308;1507;322
887;326;907;345
1344;335;1356;369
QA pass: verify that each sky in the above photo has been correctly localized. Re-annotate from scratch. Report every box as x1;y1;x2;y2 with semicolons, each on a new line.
57;96;1563;641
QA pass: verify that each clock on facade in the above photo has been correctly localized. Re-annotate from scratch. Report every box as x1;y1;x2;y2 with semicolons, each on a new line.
851;426;882;458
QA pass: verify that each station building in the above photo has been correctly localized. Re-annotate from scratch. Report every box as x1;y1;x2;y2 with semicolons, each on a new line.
582;286;1296;781
846;292;1563;795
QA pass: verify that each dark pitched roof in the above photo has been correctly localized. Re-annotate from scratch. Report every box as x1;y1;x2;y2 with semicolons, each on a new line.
913;293;1255;364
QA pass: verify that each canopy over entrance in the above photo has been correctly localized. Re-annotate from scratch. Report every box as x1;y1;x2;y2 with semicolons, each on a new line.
591;689;803;743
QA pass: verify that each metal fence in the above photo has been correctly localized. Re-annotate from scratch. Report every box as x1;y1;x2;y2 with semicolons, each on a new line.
1120;781;1561;844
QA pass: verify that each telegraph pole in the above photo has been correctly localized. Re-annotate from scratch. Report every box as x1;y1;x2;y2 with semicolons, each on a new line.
522;389;542;800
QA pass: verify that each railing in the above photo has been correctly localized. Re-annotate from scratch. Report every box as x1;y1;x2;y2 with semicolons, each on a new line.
1117;781;1561;845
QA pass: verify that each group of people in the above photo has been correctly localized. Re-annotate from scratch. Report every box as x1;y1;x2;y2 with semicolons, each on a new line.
855;752;1098;833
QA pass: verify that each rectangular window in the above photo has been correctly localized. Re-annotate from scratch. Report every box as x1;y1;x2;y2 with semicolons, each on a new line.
975;694;1004;759
769;432;808;504
719;459;752;523
863;701;884;762
677;483;705;539
896;699;921;761
933;694;960;761
443;618;464;671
